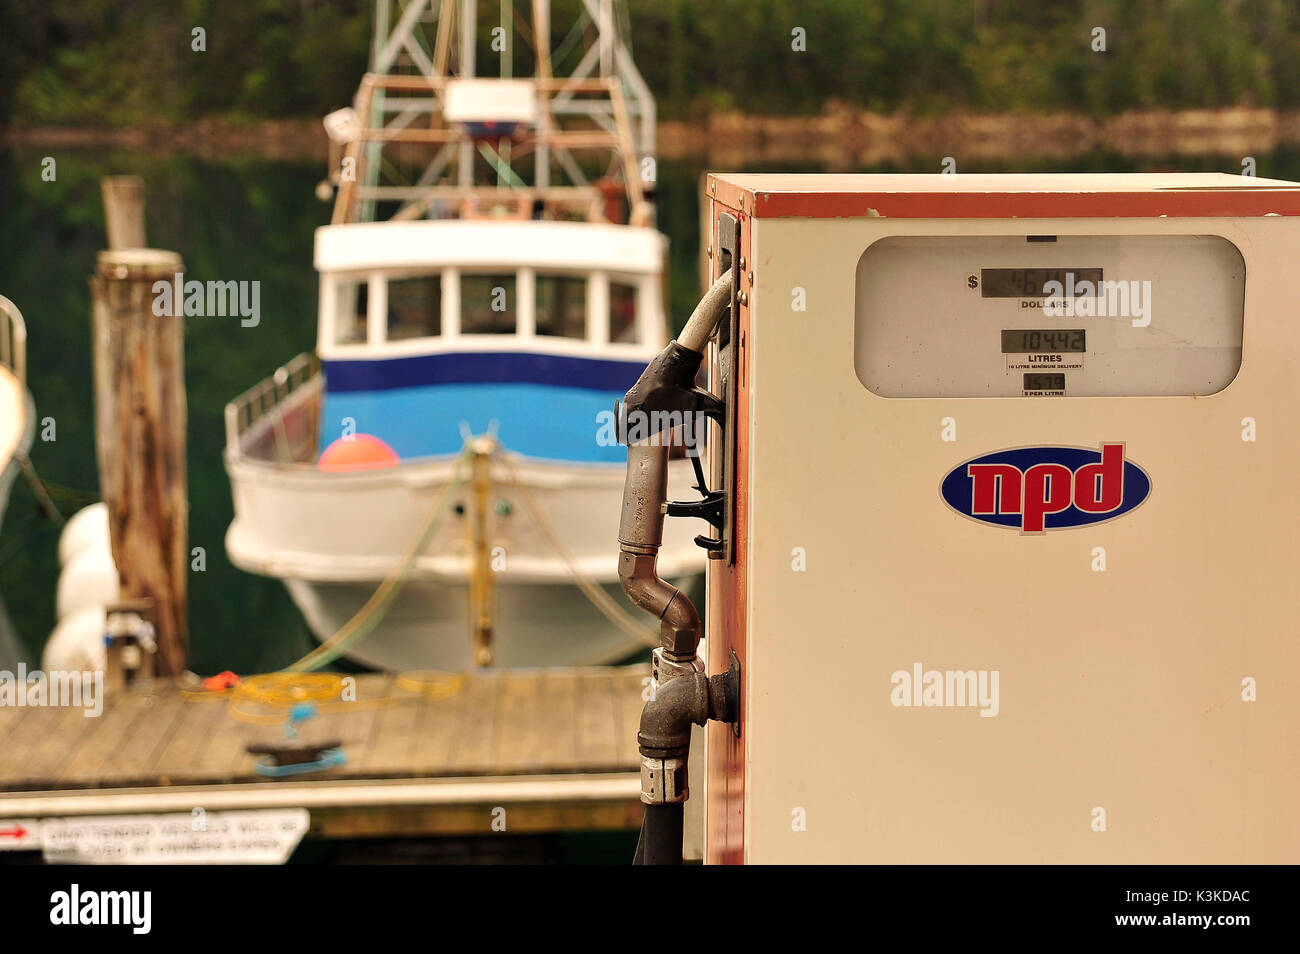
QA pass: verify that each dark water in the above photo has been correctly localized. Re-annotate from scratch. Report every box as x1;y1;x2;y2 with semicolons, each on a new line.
2;145;1296;674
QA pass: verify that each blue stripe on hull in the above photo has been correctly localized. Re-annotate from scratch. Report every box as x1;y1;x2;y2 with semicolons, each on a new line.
320;382;626;463
319;352;646;463
324;351;646;393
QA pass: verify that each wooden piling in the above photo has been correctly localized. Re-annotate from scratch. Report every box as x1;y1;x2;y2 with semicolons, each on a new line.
90;249;188;676
100;176;147;250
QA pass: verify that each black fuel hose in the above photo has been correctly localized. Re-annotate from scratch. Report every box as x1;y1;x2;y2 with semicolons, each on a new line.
634;803;684;865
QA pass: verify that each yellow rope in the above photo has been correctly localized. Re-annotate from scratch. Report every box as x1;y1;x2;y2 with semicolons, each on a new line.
282;445;474;673
13;451;67;526
395;669;471;699
184;671;472;725
496;452;662;648
185;439;666;729
182;446;478;724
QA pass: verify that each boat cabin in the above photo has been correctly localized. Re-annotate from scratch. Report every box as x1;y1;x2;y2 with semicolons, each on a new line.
313;217;667;465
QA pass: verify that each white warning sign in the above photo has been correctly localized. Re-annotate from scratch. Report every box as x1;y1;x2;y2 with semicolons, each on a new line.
41;809;310;865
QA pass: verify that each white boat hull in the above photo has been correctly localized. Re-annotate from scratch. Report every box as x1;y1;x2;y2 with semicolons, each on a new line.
225;405;709;670
0;386;34;540
283;572;701;672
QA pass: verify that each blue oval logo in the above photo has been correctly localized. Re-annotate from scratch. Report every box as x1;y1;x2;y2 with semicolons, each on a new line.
940;443;1151;533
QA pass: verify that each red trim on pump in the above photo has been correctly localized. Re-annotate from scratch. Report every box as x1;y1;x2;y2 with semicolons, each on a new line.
705;173;1300;220
705;201;750;865
747;189;1300;219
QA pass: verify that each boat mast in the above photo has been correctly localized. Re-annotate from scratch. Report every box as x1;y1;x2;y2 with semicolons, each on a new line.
330;0;655;227
459;0;475;188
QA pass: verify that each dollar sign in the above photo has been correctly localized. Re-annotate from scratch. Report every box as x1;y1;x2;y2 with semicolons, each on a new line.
967;275;978;289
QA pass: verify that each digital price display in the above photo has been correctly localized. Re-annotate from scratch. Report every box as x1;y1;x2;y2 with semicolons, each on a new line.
981;268;1103;298
1001;329;1086;354
855;234;1245;398
1023;373;1066;391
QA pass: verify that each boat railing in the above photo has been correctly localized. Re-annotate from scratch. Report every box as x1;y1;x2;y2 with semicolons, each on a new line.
225;352;321;465
0;296;27;391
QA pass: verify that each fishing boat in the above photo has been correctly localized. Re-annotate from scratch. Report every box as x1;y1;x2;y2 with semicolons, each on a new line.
223;0;704;671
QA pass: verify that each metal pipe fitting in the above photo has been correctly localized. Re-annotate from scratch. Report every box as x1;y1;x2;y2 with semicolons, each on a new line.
617;551;676;617
651;645;703;686
638;670;711;759
638;671;709;806
637;668;738;807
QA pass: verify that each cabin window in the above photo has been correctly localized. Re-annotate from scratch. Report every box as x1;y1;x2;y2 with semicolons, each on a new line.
461;273;517;334
535;274;587;339
387;273;442;340
610;281;639;343
335;280;368;344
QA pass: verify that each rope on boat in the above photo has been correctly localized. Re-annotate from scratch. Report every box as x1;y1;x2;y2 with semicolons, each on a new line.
12;451;72;527
196;437;668;724
189;446;477;723
280;444;475;673
216;670;470;726
496;452;662;650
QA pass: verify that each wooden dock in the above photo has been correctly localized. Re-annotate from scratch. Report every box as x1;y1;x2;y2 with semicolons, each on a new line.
0;666;647;842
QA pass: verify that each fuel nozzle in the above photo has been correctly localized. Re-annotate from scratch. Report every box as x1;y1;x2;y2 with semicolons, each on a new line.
616;267;733;448
616;267;733;641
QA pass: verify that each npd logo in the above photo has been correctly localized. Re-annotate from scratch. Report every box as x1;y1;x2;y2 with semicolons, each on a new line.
940;442;1151;533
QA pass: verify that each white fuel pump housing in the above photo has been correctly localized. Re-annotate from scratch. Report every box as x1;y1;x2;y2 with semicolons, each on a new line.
701;173;1300;864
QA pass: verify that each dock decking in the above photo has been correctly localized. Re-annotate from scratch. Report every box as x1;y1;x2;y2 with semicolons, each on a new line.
0;666;647;840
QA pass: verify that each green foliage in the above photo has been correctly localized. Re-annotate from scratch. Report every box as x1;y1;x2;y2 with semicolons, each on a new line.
5;0;371;125
6;0;1300;127
631;0;1300;117
5;0;1300;127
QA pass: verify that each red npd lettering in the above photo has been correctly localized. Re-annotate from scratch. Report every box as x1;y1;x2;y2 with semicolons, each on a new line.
1022;462;1073;532
1072;443;1125;513
967;463;1022;515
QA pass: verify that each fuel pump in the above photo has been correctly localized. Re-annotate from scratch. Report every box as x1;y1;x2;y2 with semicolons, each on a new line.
622;172;1300;865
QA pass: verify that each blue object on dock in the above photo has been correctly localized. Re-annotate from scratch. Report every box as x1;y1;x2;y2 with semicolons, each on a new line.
246;700;346;777
252;747;347;778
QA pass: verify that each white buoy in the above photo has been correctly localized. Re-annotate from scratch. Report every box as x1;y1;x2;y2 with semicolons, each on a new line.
56;546;119;620
58;502;111;568
42;605;107;673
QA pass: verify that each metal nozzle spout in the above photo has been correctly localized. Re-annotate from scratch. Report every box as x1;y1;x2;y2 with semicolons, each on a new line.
618;442;669;550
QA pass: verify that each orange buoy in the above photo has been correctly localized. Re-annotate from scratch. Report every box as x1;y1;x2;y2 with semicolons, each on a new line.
317;434;400;472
